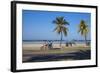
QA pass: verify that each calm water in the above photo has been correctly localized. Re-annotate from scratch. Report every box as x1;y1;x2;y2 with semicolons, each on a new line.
23;40;91;44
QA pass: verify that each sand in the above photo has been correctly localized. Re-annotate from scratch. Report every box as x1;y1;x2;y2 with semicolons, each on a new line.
22;43;90;62
22;43;90;54
23;43;88;49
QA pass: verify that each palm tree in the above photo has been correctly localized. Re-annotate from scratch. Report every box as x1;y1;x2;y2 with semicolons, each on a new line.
53;16;69;47
78;20;89;45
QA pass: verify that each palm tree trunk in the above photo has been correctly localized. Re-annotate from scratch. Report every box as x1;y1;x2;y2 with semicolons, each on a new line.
85;35;87;45
60;32;63;47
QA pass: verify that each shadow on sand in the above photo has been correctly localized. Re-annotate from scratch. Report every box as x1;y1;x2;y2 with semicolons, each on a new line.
23;50;91;63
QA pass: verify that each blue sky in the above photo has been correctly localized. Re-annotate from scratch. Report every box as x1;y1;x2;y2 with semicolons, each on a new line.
22;10;91;41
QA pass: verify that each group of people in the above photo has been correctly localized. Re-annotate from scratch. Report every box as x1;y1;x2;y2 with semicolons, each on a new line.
40;41;76;50
40;41;53;50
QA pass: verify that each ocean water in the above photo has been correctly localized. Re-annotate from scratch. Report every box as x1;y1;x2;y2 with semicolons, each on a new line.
23;40;91;44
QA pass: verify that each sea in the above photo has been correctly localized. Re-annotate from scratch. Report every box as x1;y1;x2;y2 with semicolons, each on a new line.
23;40;91;44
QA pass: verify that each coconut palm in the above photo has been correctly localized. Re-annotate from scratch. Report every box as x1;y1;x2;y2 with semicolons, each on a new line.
53;16;69;47
78;20;89;45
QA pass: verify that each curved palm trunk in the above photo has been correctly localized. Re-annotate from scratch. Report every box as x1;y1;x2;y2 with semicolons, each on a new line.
60;32;63;47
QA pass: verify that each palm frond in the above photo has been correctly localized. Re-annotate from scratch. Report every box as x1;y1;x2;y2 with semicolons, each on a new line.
63;19;69;25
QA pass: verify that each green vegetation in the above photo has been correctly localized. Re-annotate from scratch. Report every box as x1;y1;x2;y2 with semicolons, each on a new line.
53;16;69;47
78;20;89;45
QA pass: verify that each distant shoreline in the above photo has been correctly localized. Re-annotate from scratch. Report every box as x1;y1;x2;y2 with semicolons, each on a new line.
22;40;91;44
23;40;91;44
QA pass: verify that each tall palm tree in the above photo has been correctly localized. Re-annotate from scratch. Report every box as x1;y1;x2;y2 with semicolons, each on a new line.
53;16;69;47
78;20;89;45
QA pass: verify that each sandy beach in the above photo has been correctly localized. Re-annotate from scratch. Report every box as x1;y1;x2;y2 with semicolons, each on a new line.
22;43;91;62
23;43;89;51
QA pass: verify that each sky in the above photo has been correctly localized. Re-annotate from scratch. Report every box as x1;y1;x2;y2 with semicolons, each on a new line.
22;10;91;41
